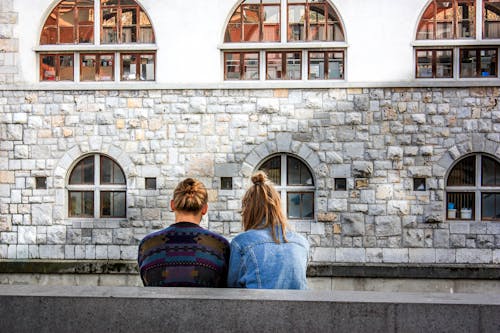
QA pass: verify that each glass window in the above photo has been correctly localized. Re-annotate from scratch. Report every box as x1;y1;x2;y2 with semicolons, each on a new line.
416;0;475;40
287;0;344;41
266;51;301;79
416;49;453;78
224;52;260;80
41;0;95;44
80;54;114;81
101;0;155;44
67;154;127;218
225;0;281;42
40;54;74;81
308;50;344;80
258;154;315;220
460;48;498;77
484;0;500;38
121;53;155;81
446;153;500;221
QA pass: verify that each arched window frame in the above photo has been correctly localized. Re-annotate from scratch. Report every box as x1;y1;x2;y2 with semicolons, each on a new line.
257;153;315;220
37;0;157;83
414;0;500;80
445;153;500;221
67;154;127;219
221;0;347;81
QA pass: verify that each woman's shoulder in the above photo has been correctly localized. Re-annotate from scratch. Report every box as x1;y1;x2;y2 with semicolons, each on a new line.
285;230;310;248
231;228;271;246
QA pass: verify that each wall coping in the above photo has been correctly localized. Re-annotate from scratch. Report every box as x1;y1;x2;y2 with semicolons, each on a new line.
1;260;498;279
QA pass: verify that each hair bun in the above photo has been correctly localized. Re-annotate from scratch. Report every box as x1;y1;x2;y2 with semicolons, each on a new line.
251;171;267;185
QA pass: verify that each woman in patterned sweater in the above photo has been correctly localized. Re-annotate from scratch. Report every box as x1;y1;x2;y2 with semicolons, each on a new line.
138;178;230;287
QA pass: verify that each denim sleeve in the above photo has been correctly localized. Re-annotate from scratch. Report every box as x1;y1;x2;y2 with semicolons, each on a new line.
227;240;244;288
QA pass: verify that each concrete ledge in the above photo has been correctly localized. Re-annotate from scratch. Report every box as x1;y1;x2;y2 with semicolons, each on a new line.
1;260;499;279
0;285;499;333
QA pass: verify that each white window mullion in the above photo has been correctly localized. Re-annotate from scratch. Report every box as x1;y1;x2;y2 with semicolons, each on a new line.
476;154;482;221
476;0;483;40
95;1;101;45
281;155;288;216
280;1;287;44
94;154;101;218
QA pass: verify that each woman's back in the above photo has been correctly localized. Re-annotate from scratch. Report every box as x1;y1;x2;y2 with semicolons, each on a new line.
228;227;309;289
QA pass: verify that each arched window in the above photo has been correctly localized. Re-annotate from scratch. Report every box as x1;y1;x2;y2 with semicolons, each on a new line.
258;154;315;219
38;0;156;82
416;0;475;40
415;0;499;80
68;154;127;218
445;153;500;221
222;0;346;81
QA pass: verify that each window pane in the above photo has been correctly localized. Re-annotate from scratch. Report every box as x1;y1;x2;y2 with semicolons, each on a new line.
460;49;477;77
102;8;118;43
286;52;301;80
309;52;324;79
40;55;56;81
482;156;500;186
287;193;301;219
243;53;259;80
81;54;96;81
140;54;155;80
328;51;343;79
309;3;326;40
225;7;242;42
263;5;280;41
69;191;94;217
59;8;76;43
447;155;475;186
77;7;94;43
288;5;305;41
482;193;500;220
121;54;137;80
101;191;126;217
59;55;74;81
485;2;500;38
302;192;314;218
480;49;497;77
121;8;137;43
457;2;474;38
447;192;475;218
101;156;125;184
259;156;281;185
243;5;260;41
436;49;453;77
99;55;114;81
287;156;313;185
416;50;433;78
225;53;241;80
266;52;282;79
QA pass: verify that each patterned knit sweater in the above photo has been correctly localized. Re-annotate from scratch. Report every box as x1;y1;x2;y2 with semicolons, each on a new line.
138;222;230;287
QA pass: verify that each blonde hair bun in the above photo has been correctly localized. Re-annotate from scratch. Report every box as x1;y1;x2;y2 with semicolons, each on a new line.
251;171;267;185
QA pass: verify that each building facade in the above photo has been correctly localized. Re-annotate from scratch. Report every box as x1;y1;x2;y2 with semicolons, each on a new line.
0;0;499;269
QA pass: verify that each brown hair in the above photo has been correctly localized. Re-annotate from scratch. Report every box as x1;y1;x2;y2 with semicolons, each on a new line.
172;178;208;213
241;171;288;243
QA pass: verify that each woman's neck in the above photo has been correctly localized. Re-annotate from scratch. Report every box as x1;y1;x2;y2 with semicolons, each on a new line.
174;211;202;224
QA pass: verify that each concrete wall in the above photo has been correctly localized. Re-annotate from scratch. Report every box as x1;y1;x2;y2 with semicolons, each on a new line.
0;285;499;333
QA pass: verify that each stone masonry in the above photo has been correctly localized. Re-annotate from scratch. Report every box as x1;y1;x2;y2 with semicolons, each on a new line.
0;87;499;264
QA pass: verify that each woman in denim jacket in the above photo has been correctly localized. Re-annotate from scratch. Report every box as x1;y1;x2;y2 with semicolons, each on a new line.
227;171;309;289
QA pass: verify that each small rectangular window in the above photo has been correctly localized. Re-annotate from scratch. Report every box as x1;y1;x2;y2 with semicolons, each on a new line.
460;48;498;78
121;53;155;81
145;177;157;190
484;1;500;39
414;178;426;191
334;178;346;191
287;192;314;219
221;177;233;190
40;54;74;81
447;192;475;219
224;52;259;80
308;50;344;80
81;54;114;81
482;192;500;220
266;51;301;80
100;191;126;218
69;191;94;217
416;49;453;78
36;177;47;189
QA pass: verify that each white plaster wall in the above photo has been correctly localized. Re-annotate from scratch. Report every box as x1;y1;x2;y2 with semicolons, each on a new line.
14;0;431;85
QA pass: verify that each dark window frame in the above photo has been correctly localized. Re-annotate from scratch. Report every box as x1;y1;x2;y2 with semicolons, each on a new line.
459;47;498;78
80;53;115;81
266;50;302;80
308;49;344;80
224;51;260;80
483;0;500;39
39;53;75;81
120;53;156;81
415;48;454;78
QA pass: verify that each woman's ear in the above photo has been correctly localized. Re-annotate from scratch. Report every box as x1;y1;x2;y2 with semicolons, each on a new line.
170;200;176;212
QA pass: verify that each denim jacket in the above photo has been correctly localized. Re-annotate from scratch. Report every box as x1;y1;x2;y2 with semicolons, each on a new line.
227;227;309;289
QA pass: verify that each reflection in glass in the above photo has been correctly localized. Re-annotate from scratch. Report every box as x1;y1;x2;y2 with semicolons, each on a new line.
482;156;500;186
259;156;281;185
101;156;126;184
101;191;126;217
287;156;313;185
447;155;475;186
69;191;94;217
70;156;94;184
287;192;314;219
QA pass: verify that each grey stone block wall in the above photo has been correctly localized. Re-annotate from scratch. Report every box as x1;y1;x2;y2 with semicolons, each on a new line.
0;0;19;84
0;87;499;264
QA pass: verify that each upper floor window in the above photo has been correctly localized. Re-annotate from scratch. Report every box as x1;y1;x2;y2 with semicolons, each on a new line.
258;154;315;220
38;0;156;82
68;154;127;218
446;153;500;221
484;0;500;38
222;0;345;81
416;0;475;40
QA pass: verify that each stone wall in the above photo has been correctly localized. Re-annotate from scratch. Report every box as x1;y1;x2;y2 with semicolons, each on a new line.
0;87;499;264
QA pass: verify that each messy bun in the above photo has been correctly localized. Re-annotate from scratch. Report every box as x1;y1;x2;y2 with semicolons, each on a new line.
173;178;208;213
251;171;267;186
